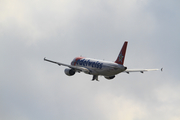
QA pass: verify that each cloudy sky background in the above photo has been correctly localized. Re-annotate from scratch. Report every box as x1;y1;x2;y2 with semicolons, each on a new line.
1;0;180;120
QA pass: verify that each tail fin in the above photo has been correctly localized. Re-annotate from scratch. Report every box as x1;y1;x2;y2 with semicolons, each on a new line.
115;41;128;65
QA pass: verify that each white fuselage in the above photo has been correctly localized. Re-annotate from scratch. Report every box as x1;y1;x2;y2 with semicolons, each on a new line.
71;57;126;76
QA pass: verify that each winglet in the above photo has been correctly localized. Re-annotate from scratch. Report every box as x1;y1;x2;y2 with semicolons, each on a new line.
115;41;128;65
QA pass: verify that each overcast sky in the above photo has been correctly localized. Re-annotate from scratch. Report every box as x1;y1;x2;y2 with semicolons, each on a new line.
0;0;180;120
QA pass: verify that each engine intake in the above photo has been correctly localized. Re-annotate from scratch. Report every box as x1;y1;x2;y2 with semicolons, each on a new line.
64;68;75;76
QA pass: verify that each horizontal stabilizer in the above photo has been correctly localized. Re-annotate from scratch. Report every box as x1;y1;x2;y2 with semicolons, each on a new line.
124;68;161;74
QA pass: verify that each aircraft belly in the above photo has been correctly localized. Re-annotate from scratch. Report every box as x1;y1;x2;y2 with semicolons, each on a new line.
96;68;123;76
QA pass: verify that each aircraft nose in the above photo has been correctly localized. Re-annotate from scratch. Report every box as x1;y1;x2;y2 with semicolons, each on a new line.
71;61;74;65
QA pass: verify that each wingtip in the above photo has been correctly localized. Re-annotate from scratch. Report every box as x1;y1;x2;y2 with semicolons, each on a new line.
44;57;46;61
161;68;163;71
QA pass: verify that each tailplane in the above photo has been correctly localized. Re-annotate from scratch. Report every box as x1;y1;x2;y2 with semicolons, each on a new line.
115;41;128;65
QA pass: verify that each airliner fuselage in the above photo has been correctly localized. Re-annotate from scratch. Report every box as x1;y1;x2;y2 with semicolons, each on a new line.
71;57;127;76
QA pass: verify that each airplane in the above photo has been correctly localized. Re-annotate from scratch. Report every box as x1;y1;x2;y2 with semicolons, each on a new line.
44;41;162;81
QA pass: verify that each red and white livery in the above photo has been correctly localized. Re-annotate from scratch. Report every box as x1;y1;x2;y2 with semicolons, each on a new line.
44;41;161;81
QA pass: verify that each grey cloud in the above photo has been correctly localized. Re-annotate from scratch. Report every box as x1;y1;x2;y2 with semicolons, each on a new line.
1;0;180;120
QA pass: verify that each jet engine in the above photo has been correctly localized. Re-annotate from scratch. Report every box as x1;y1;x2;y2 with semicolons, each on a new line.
64;68;75;76
104;76;115;80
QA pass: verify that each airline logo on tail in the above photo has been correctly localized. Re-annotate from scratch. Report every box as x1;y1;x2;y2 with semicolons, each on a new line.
115;41;128;65
117;52;124;62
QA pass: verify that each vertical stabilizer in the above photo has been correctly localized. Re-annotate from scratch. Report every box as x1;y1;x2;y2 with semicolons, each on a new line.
115;41;128;65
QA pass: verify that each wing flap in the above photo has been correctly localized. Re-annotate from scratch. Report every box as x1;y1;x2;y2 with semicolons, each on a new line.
44;58;81;71
44;57;70;67
44;58;91;73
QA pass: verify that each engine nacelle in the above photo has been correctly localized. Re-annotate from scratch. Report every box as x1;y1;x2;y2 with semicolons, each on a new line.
64;68;75;76
104;76;115;80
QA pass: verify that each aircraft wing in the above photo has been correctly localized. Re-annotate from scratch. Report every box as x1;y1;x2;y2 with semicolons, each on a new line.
44;58;90;73
124;68;162;74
